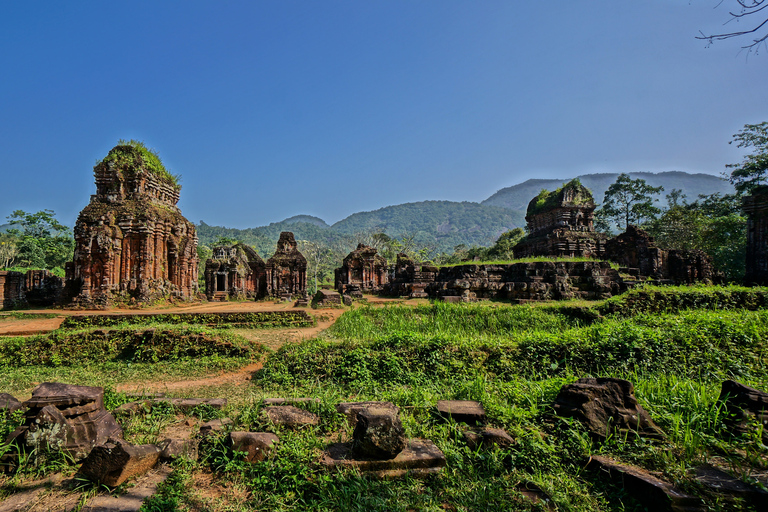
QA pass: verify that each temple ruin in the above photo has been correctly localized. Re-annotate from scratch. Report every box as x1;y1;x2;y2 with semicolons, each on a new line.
334;244;389;296
265;232;307;298
204;243;266;301
513;179;608;258
604;226;715;284
66;142;198;306
0;269;63;310
743;186;768;285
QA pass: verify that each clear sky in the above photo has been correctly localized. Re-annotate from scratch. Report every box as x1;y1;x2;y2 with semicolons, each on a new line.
1;1;765;228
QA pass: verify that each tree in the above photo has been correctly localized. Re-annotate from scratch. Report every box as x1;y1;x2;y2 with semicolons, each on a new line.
727;122;768;194
0;234;18;269
486;228;525;260
697;1;768;53
6;210;74;271
598;174;664;230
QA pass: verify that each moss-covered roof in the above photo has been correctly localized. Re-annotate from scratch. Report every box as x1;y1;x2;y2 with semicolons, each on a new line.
96;140;180;189
526;178;595;217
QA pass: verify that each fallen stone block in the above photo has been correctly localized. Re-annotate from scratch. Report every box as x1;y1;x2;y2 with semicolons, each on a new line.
311;290;342;308
263;406;319;429
157;437;199;461
436;400;486;425
587;455;704;512
0;393;22;416
463;427;514;450
516;481;555;511
554;378;665;440
693;465;768;509
198;418;233;437
322;439;446;477
352;407;406;459
229;432;279;462
336;401;399;425
81;465;172;512
78;438;161;487
717;380;768;444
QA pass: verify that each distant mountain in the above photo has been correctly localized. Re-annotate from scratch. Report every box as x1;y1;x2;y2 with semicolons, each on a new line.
279;215;329;228
482;172;733;213
198;171;733;256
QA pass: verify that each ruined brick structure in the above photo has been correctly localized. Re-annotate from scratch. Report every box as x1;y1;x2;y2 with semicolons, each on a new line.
427;261;625;303
265;232;307;298
66;143;198;306
0;271;25;310
205;243;266;301
381;253;438;298
513;179;608;258
604;226;715;284
0;269;63;310
743;186;768;285
335;244;389;296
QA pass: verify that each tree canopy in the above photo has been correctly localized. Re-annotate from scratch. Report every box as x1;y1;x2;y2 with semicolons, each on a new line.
727;121;768;194
598;174;664;230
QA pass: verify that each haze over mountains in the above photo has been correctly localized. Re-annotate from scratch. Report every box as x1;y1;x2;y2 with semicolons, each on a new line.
197;171;734;256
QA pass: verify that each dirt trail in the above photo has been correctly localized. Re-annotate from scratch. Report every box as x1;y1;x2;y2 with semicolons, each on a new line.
115;306;347;394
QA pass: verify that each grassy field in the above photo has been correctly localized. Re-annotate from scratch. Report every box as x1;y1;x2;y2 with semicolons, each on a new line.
1;286;767;511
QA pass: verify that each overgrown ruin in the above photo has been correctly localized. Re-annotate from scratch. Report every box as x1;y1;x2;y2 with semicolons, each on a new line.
65;143;198;307
335;244;389;296
265;232;307;298
513;179;608;258
0;269;62;310
743;186;768;285
204;243;266;301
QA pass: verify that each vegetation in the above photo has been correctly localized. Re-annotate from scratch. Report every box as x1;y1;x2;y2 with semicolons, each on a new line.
597;173;664;230
1;210;74;275
98;139;180;189
728;121;768;194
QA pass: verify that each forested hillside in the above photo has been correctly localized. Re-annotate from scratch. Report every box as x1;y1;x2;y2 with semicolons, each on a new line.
483;171;732;211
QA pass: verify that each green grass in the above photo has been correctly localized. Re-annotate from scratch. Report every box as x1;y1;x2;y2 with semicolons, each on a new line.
440;255;619;268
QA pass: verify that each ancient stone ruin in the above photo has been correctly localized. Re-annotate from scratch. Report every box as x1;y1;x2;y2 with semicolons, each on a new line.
204;243;266;301
513;179;608;258
265;232;307;298
0;269;63;310
604;225;715;284
65;143;198;307
335;243;389;296
381;253;438;298
743;186;768;285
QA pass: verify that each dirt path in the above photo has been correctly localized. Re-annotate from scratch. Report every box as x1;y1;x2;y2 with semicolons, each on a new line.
115;307;347;394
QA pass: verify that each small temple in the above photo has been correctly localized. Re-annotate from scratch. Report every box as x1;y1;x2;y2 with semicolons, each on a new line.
334;244;389;296
265;232;307;298
204;243;266;301
65;142;198;306
513;179;608;258
742;186;768;285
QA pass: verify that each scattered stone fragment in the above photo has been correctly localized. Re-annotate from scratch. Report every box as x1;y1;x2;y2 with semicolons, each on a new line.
198;418;233;437
516;481;555;511
463;427;514;450
352;407;407;459
717;380;768;443
693;465;768;509
78;437;161;487
311;289;342;308
342;295;353;306
263;397;320;406
336;401;399;425
321;439;446;477
553;378;665;440
263;405;319;429
0;393;22;416
81;465;173;512
587;455;704;512
157;437;199;461
12;382;123;460
436;400;486;425
229;432;279;462
154;397;227;413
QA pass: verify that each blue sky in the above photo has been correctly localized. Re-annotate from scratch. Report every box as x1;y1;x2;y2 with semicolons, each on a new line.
1;1;765;228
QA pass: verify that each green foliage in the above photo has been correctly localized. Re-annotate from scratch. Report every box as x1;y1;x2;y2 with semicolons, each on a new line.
727;121;768;194
98;139;180;188
527;178;591;217
59;311;313;329
4;210;74;271
598;173;664;230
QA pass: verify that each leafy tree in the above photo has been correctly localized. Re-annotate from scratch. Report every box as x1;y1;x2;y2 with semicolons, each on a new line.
486;228;525;260
598;173;664;230
6;210;74;271
0;234;19;269
727;121;768;194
